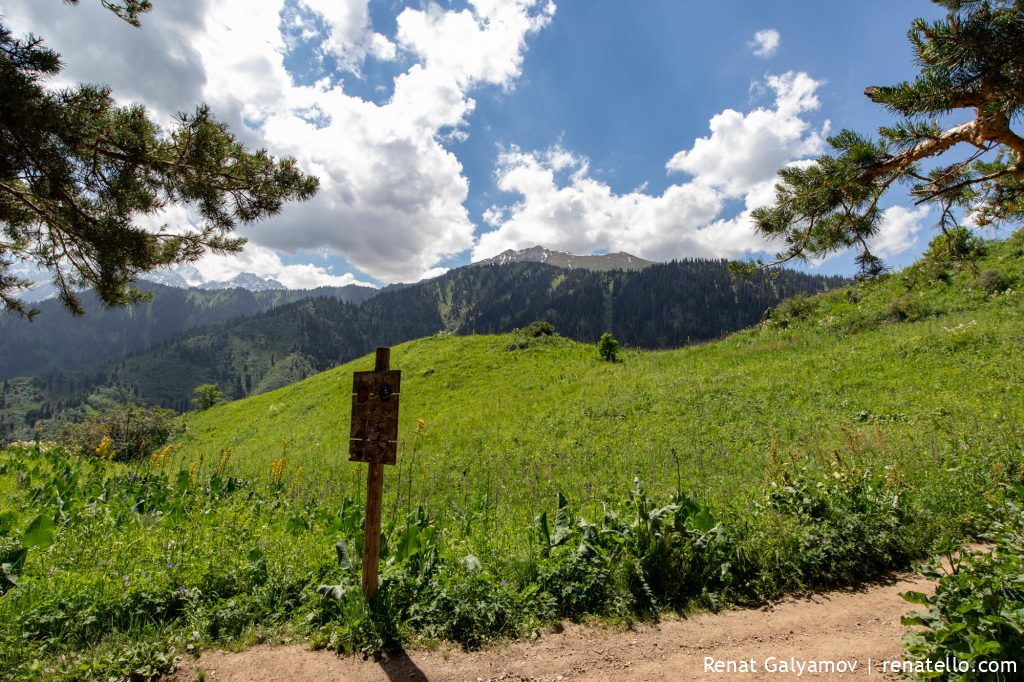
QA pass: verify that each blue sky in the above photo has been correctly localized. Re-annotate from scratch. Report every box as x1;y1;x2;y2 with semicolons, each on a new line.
2;0;954;288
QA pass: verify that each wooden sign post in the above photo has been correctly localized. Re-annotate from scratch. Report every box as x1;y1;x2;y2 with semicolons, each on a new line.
349;347;400;601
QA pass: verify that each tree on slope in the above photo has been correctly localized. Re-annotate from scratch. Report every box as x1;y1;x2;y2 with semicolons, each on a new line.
748;0;1024;278
1;0;319;316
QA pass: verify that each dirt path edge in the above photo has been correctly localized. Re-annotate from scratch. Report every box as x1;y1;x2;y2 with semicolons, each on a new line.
169;570;934;681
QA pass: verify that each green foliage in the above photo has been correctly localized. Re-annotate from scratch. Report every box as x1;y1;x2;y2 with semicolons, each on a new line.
524;320;556;338
21;513;55;549
0;2;318;316
901;504;1024;679
192;384;224;411
0;235;1022;673
977;269;1011;295
771;293;819;325
57;403;177;460
0;517;27;595
897;227;987;291
885;293;927;322
408;563;519;649
750;0;1024;278
927;226;986;265
597;332;619;362
69;1;153;27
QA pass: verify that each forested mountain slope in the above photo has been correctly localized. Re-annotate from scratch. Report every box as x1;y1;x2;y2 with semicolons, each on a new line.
0;282;377;380
0;258;843;439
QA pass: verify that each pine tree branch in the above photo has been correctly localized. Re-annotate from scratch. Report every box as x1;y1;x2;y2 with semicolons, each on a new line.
976;112;1024;165
866;120;984;177
91;141;250;187
1;5;318;316
913;166;1019;204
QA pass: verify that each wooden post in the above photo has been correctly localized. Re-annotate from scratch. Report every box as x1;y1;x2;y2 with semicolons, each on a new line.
361;347;389;601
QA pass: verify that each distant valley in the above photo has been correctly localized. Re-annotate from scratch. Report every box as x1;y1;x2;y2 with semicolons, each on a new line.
0;281;377;380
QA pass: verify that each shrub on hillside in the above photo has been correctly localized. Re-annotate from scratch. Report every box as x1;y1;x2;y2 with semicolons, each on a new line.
57;404;178;461
192;383;224;410
885;294;927;322
598;332;620;362
524;321;556;338
773;293;819;322
925;226;985;265
902;227;987;289
977;269;1011;295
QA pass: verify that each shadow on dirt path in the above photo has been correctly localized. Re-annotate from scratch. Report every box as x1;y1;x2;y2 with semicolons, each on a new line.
170;569;935;681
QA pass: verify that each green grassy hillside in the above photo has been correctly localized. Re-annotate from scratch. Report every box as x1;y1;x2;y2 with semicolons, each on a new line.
2;258;841;442
1;230;1022;678
173;231;1024;553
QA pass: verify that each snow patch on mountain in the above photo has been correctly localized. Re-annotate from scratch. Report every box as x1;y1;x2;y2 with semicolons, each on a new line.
139;267;285;291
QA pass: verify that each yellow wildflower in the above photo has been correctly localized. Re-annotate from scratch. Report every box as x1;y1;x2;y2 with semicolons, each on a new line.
217;447;233;474
290;466;305;495
270;456;287;485
95;436;116;463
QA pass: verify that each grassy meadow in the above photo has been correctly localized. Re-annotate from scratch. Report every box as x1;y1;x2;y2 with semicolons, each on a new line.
171;234;1024;556
2;230;1023;679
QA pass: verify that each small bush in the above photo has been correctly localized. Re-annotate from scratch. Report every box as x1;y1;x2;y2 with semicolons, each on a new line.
902;259;954;288
977;269;1010;295
192;383;225;410
57;404;178;461
598;332;619;362
411;564;519;648
774;293;819;322
885;294;926;322
925;225;985;265
524;321;556;338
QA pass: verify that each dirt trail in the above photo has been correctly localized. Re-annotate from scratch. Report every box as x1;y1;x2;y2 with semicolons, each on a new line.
171;571;933;681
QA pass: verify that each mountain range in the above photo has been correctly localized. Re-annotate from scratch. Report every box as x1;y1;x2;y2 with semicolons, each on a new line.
474;246;653;271
14;249;651;304
15;264;292;303
0;248;848;440
140;266;288;291
0;282;376;380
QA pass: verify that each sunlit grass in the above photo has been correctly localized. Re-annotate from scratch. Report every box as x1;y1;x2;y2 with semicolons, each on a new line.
2;231;1023;678
172;276;1024;558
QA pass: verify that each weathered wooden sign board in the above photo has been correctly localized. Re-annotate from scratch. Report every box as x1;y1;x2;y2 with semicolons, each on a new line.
348;369;401;465
349;347;400;602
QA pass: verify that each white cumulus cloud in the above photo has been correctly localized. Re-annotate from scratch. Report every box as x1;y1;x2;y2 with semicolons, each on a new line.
869;205;931;259
666;72;824;197
474;71;829;263
749;28;780;58
298;0;396;72
194;245;375;289
2;0;556;284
